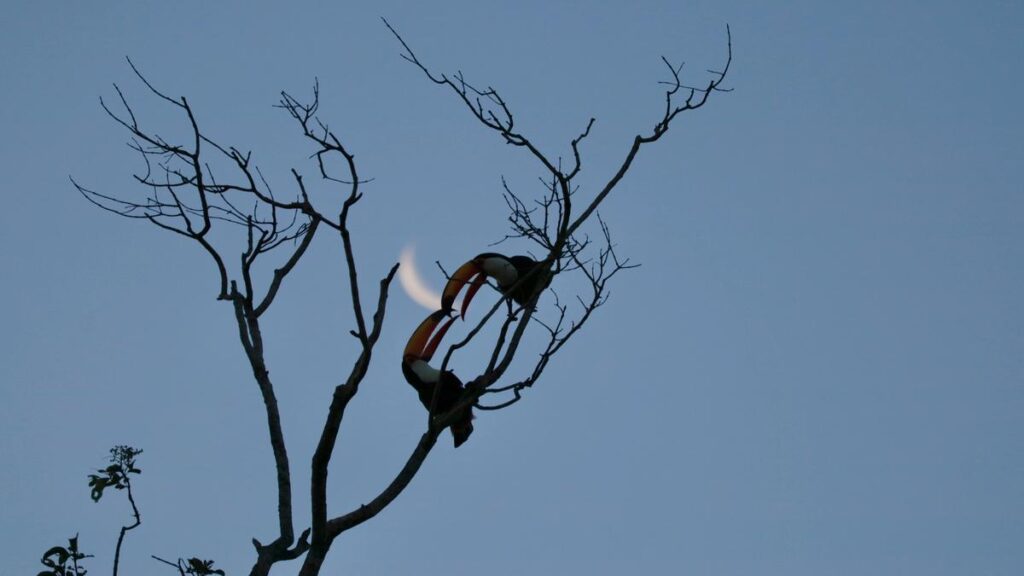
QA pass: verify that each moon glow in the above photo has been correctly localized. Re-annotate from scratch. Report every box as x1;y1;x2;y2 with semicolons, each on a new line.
398;245;443;311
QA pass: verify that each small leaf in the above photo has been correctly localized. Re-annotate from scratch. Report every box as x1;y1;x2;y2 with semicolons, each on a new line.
89;479;107;502
42;545;67;560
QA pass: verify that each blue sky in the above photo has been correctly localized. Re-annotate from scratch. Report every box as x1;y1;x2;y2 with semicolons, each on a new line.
2;1;1022;574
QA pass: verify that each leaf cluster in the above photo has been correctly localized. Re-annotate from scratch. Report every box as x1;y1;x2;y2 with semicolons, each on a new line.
87;445;143;502
38;535;92;576
153;555;227;576
183;558;226;576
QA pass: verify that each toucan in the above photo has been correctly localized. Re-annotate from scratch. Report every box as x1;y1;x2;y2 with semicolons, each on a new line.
401;310;474;447
441;253;550;319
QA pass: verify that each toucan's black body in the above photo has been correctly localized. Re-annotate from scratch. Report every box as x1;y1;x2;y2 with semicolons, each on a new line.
401;311;474;447
441;252;550;318
400;362;473;447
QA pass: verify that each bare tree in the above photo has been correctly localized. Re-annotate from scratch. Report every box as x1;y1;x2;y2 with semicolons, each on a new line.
69;20;731;576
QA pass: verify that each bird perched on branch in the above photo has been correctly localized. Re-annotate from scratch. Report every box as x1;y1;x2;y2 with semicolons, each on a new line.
401;310;474;447
441;253;550;319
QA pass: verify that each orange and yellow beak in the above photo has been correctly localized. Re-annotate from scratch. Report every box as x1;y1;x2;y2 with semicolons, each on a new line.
403;310;456;362
441;259;488;319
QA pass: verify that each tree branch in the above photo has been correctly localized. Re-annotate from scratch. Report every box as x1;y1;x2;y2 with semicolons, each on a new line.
303;264;398;576
384;20;729;417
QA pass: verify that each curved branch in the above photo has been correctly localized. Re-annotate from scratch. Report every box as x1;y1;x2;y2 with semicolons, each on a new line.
255;217;320;317
308;265;398;547
229;288;296;561
112;476;141;576
328;430;440;536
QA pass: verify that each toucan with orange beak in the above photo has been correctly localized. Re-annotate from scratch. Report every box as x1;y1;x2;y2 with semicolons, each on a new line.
401;310;474;447
441;253;550;319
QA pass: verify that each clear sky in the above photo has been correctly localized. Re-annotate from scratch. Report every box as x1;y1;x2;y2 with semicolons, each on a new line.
2;1;1022;574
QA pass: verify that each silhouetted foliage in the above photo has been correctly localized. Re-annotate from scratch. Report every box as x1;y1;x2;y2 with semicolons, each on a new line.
38;535;92;576
153;555;227;576
85;446;144;576
88;445;142;502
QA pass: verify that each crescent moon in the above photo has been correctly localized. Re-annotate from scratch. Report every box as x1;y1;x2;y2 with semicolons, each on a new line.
398;244;443;311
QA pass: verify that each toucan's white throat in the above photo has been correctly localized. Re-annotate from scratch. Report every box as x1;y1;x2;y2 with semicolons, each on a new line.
408;359;441;383
481;257;518;287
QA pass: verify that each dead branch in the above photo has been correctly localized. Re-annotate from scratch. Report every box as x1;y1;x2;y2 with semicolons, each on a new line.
381;19;729;417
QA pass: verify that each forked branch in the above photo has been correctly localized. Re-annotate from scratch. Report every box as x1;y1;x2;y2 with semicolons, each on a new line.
380;19;730;410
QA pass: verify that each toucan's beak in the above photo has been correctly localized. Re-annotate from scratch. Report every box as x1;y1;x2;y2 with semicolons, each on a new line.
422;313;455;361
404;310;456;361
441;260;486;319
